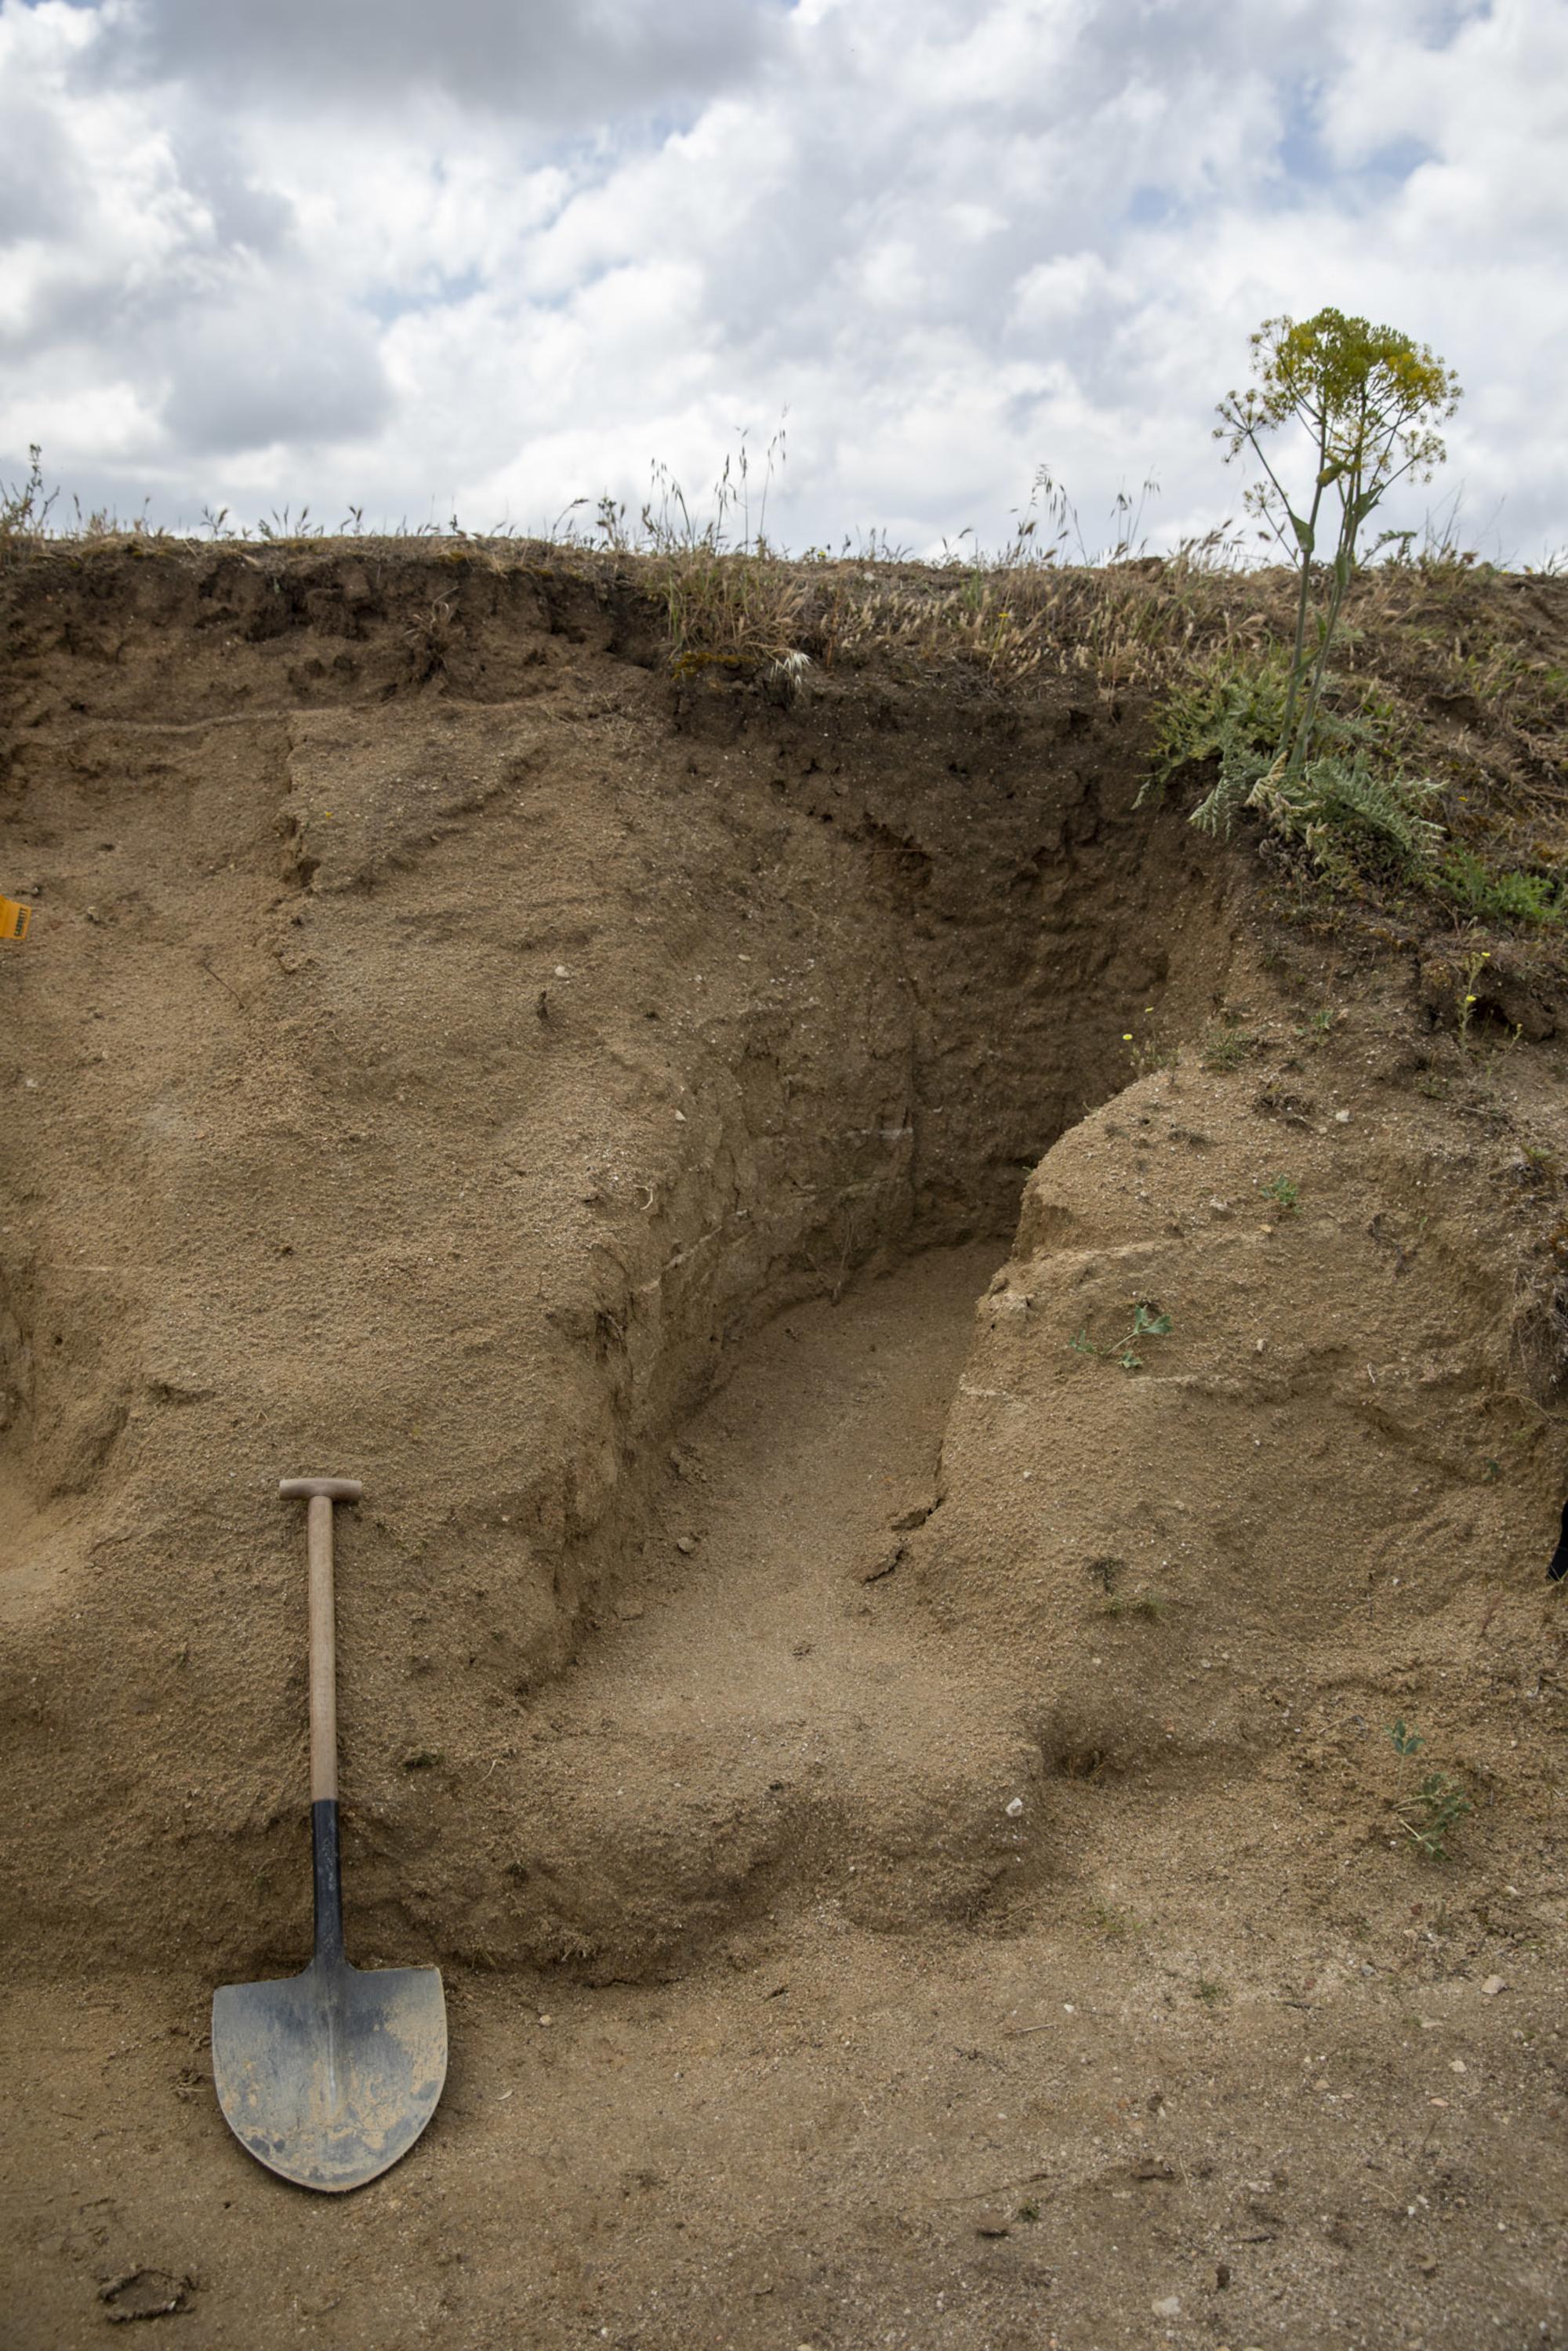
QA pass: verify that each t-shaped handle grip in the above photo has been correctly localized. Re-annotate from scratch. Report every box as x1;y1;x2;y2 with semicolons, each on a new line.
279;1477;364;1502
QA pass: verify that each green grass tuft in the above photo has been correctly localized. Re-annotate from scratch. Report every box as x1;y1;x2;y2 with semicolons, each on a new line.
1437;846;1563;928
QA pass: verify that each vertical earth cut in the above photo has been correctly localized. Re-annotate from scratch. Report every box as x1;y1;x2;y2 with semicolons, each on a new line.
0;549;1236;1972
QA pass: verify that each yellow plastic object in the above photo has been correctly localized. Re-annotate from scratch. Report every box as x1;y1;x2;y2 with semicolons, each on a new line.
0;896;31;943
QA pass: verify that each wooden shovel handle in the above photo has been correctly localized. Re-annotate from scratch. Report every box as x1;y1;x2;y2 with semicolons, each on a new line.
279;1478;364;1805
307;1496;339;1804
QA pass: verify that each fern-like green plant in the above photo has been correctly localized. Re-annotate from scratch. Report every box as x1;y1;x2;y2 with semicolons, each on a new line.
1138;651;1291;830
1248;751;1443;883
1142;647;1416;856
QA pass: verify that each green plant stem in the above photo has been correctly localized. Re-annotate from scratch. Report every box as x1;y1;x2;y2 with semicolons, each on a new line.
1279;414;1331;755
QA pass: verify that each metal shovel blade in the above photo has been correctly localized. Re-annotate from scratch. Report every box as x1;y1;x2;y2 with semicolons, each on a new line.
212;1954;447;2193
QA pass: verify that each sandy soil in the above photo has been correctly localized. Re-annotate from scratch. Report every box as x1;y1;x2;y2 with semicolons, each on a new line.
2;548;1566;2349
5;1243;1564;2349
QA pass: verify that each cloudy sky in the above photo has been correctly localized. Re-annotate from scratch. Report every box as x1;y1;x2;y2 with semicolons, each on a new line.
2;0;1564;561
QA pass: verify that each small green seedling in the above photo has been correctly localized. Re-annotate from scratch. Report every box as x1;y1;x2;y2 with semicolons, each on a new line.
1390;1718;1424;1766
1072;1301;1173;1372
1200;1019;1256;1071
1261;1174;1300;1214
1389;1720;1471;1860
1400;1772;1472;1860
1120;1302;1172;1370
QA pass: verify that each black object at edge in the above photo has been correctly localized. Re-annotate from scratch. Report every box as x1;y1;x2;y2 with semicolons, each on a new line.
312;1798;345;1965
1548;1500;1568;1584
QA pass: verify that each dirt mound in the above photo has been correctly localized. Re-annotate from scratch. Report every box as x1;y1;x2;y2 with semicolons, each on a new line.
2;547;1566;2349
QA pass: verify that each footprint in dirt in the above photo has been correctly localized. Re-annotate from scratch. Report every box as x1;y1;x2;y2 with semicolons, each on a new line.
99;2269;197;2323
505;1243;1044;1974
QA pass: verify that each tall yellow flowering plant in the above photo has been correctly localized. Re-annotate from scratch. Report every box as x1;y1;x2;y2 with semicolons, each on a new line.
1217;307;1461;775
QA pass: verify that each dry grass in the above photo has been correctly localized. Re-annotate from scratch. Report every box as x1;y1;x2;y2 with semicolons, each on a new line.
653;550;816;677
5;481;1565;953
635;546;1567;952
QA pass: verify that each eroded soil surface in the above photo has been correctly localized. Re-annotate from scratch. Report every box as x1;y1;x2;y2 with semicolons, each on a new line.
3;549;1567;2349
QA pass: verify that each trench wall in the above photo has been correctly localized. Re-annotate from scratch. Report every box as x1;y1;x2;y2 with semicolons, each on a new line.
0;550;1238;1971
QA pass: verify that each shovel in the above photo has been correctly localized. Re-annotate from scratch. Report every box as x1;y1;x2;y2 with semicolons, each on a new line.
212;1476;447;2192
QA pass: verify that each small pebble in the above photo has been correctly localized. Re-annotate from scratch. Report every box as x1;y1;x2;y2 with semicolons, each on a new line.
1481;1975;1506;1996
1334;1108;1351;1123
1152;2295;1181;2318
1004;1797;1024;1818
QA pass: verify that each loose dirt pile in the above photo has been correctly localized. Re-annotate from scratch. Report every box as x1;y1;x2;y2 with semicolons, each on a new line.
2;547;1566;2349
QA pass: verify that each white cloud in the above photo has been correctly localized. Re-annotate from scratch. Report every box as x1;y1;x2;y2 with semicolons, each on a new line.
159;288;392;455
1011;253;1127;331
2;0;1563;561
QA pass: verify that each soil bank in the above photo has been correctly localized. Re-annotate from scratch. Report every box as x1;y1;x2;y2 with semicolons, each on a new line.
2;546;1566;2349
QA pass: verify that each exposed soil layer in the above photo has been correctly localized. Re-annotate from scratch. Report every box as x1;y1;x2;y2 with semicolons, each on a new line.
0;549;1234;1980
5;1245;1566;2351
2;549;1567;2349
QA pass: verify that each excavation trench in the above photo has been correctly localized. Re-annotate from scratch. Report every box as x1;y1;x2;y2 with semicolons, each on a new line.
9;553;1568;2351
0;550;1240;1980
492;1239;1012;1981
